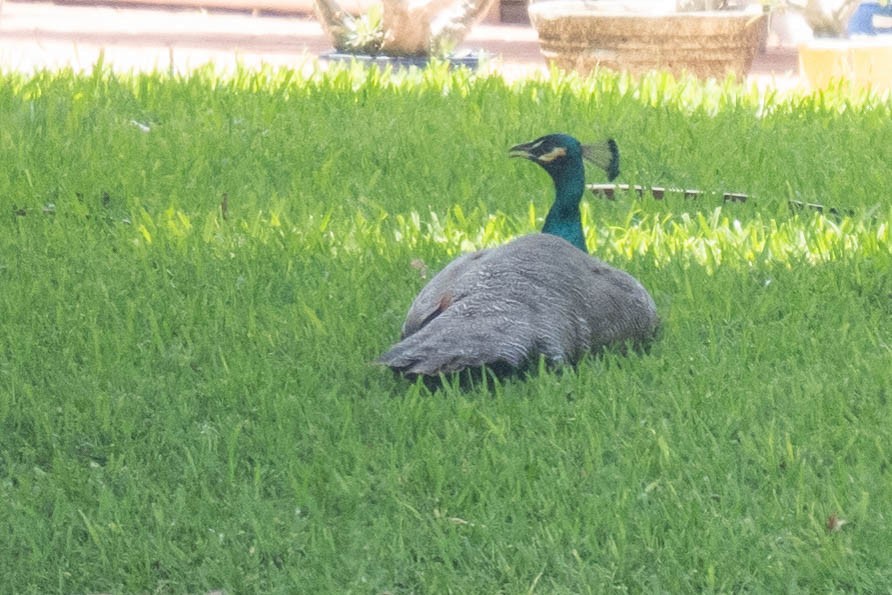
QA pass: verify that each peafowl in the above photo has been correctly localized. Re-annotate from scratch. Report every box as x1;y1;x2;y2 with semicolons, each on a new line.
378;133;659;377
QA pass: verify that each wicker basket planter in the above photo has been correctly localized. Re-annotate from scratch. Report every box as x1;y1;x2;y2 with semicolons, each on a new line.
528;1;767;78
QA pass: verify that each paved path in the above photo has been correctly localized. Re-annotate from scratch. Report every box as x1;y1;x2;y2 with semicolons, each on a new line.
0;0;800;84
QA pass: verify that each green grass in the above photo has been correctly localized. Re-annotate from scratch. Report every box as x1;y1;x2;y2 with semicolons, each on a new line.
1;61;891;592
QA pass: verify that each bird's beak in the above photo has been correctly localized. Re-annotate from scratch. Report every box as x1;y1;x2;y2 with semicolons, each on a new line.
508;141;536;160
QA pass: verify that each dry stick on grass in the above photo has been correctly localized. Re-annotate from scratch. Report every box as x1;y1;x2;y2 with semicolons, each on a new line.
588;183;851;216
588;183;749;203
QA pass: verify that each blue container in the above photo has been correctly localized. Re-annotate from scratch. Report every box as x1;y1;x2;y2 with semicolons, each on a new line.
848;2;892;35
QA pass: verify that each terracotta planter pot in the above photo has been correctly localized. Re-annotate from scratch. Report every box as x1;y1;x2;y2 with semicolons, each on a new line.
528;1;767;78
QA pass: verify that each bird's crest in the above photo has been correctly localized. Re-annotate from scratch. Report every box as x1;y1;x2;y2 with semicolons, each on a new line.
581;139;620;182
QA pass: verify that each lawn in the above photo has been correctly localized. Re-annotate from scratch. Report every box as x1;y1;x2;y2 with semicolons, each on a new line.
1;61;890;592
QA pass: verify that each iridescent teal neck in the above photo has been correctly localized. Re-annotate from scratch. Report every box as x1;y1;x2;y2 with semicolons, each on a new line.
541;159;587;253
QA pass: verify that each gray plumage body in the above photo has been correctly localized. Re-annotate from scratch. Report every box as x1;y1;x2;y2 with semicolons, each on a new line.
379;233;659;376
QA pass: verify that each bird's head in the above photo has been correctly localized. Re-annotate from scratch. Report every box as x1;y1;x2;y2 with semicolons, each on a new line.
509;133;619;182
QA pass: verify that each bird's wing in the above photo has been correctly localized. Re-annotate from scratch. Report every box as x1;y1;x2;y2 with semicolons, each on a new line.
380;236;567;375
399;249;487;338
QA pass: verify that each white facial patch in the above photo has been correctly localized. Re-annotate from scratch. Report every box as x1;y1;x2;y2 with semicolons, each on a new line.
537;146;567;163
